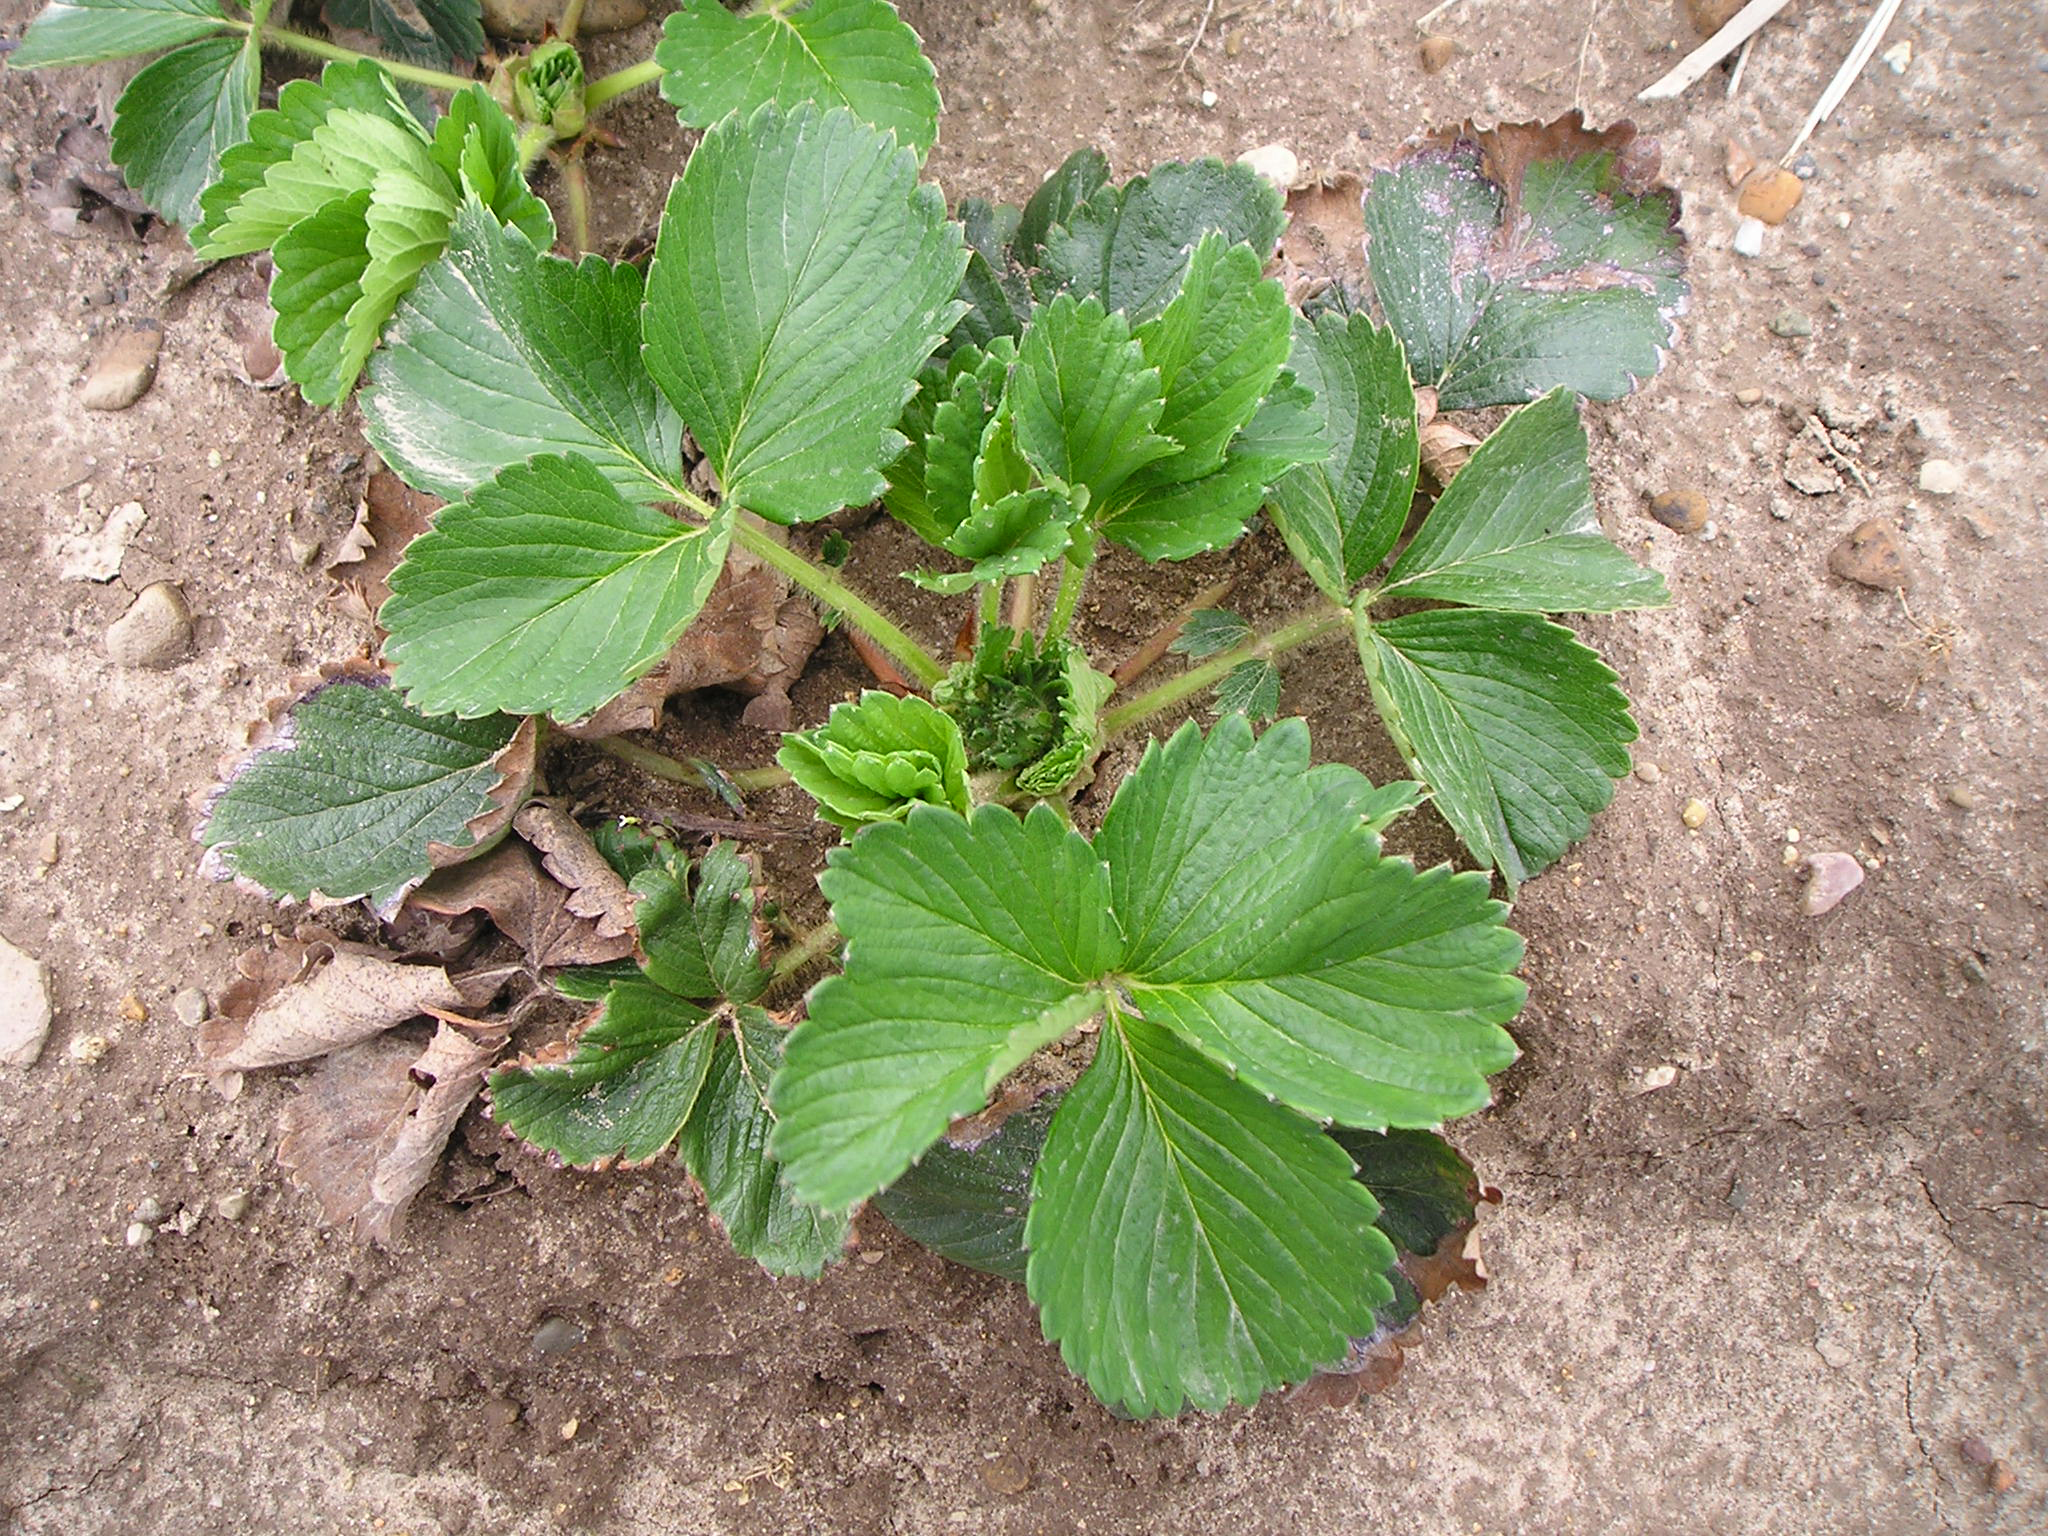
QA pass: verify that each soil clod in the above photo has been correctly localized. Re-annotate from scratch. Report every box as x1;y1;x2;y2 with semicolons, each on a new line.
79;321;161;411
105;581;193;669
1827;519;1911;590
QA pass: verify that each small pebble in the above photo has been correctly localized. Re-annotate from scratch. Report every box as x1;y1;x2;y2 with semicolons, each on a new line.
1199;89;1218;108
1681;798;1710;830
1738;168;1804;225
1990;1463;2016;1494
1734;386;1764;406
287;533;322;568
1236;143;1299;192
1648;488;1709;535
558;1417;579;1442
106;581;193;668
1633;762;1662;784
1732;216;1765;258
1768;309;1814;339
118;992;147;1023
132;1196;164;1225
172;987;209;1026
1419;34;1456;73
533;1316;587;1356
0;935;53;1069
1879;38;1911;73
215;1189;252;1222
1637;1064;1679;1093
980;1452;1032;1496
79;322;163;411
124;1221;153;1247
1800;852;1865;916
1917;459;1964;495
1791;153;1819;180
1827;518;1911;590
1946;785;1977;811
68;1034;110;1065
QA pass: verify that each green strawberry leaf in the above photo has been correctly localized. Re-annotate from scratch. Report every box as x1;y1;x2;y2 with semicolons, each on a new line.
634;840;766;1004
1210;657;1280;723
1011;646;1111;796
12;0;231;70
1026;1010;1396;1417
199;669;528;912
1170;608;1252;658
777;691;971;833
1359;607;1638;888
1331;1125;1485;1263
870;1096;1058;1284
428;86;554;248
643;104;967;524
883;338;1015;544
1378;388;1667;613
381;451;733;722
195;103;436;261
1269;311;1419;602
773;803;1119;1211
1040;158;1285;324
656;0;939;155
268;189;375;408
1363;119;1686;410
949;198;1030;354
342;165;460;397
1013;146;1109;267
108;33;258;227
323;0;483;72
362;200;681;505
1010;292;1176;509
921;485;1078;589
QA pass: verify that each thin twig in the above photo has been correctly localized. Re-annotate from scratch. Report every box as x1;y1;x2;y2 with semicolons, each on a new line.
1724;33;1755;98
1572;0;1602;113
1784;0;1906;161
1175;0;1217;75
1414;0;1467;30
660;811;808;841
1636;0;1792;101
844;627;915;695
1110;578;1238;689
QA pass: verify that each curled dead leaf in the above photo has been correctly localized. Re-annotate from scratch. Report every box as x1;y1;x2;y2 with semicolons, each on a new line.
1419;111;1669;221
409;840;638;970
1276;174;1367;307
327;471;443;626
1419;418;1482;486
277;1022;506;1244
512;802;638;939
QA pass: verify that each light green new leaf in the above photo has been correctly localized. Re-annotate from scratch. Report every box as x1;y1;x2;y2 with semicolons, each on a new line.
200;672;525;911
773;804;1119;1211
778;691;971;832
1099;717;1522;1129
430;87;554;247
678;1006;852;1277
1269;311;1419;601
268;189;375;407
193;60;416;255
342;164;460;395
1379;388;1667;613
108;33;257;227
656;0;940;155
1010;293;1176;509
381;452;732;721
1040;158;1285;324
920;486;1077;589
1360;607;1638;887
12;0;229;70
1026;1012;1396;1417
644;105;967;523
1011;647;1112;796
883;339;1015;544
197;104;435;259
363;201;681;504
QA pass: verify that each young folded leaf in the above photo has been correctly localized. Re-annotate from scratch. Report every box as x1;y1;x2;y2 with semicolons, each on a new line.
931;627;1110;794
778;692;972;832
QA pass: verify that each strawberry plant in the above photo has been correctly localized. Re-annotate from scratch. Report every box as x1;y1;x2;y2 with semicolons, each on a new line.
24;0;1692;1416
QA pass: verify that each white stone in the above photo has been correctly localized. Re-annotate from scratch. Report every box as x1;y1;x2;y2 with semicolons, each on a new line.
1917;459;1965;496
1732;215;1766;258
1237;143;1300;191
0;933;52;1068
55;501;147;582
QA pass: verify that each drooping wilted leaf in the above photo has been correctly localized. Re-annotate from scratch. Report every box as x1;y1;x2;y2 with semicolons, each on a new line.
778;691;971;832
327;469;442;623
11;0;234;68
643;104;968;524
108;32;258;227
1363;113;1686;410
199;664;534;912
871;1094;1058;1284
1377;388;1668;613
656;0;939;155
1358;606;1638;888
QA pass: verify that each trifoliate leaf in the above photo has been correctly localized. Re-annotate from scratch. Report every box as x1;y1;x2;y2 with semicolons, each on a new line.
1269;311;1419;602
1169;608;1252;658
1013;146;1109;267
643;104;968;523
1210;657;1280;723
108;33;257;227
323;0;483;72
381;451;733;721
1099;716;1522;1128
773;804;1119;1211
1025;1011;1396;1417
636;841;766;1004
1010;293;1176;509
1364;116;1686;409
198;104;436;261
870;1096;1058;1284
1040;158;1286;324
363;201;681;504
193;60;417;255
1359;607;1638;887
656;0;940;155
1377;388;1667;613
777;691;971;832
268;189;376;408
200;669;529;911
677;1006;852;1277
12;0;230;70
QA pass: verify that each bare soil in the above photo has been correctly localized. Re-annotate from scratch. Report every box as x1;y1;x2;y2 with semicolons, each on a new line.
2;1;2044;1532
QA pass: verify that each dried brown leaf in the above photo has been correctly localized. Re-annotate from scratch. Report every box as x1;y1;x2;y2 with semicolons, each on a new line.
1421;111;1667;226
409;841;637;969
327;471;442;625
1419;418;1482;486
1276;175;1367;306
512;801;637;939
277;1021;506;1245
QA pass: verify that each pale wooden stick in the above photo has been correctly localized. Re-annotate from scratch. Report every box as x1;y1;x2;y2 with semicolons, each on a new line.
1784;0;1907;159
1415;0;1466;30
1636;0;1792;101
1724;33;1755;98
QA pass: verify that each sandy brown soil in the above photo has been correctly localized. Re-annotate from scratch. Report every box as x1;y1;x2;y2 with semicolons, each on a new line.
1;1;2044;1531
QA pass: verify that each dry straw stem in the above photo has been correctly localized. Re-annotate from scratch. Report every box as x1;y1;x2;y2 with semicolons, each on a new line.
1784;0;1907;159
1636;0;1792;101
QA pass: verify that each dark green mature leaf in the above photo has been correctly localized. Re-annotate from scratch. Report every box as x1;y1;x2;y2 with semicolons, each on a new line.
1360;607;1638;887
1364;119;1686;410
1211;657;1280;723
381;452;732;721
678;1006;852;1277
1026;1012;1396;1417
871;1097;1058;1284
949;202;1029;354
1269;311;1419;601
1010;293;1174;508
200;671;525;910
778;691;971;832
1041;158;1285;324
656;0;940;155
1100;717;1522;1128
773;804;1118;1211
1331;1126;1483;1261
363;201;681;503
1170;608;1252;658
1013;147;1109;267
324;0;483;71
268;188;375;407
108;33;257;227
11;0;229;68
1378;388;1667;613
636;841;766;1003
644;105;968;524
